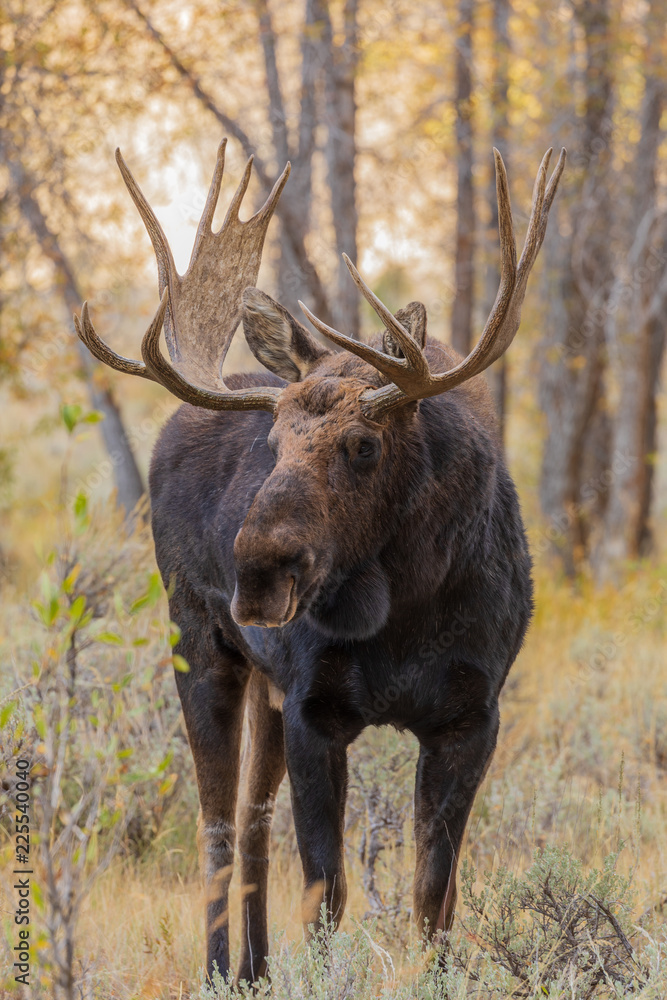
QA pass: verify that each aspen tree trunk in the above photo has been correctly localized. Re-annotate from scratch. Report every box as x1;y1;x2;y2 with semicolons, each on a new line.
257;0;324;319
483;0;510;438
257;0;359;334
9;158;145;515
323;0;359;338
450;0;475;356
274;0;324;317
128;0;333;324
595;0;667;575
538;0;614;573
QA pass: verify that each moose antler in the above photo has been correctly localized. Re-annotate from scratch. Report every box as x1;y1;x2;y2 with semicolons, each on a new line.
75;139;290;412
299;147;566;418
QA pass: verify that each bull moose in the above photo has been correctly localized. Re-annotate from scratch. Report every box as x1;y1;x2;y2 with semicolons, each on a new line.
75;139;564;981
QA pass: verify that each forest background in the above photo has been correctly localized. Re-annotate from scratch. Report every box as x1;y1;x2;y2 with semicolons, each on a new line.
0;0;666;997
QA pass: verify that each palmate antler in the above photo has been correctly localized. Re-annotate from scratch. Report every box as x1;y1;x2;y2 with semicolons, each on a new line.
75;139;290;412
299;147;566;418
76;142;564;416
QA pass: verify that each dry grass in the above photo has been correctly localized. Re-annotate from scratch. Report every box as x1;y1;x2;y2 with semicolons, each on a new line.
1;558;660;997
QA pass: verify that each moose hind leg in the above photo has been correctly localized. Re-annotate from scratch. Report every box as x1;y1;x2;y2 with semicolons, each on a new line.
413;685;499;939
236;673;286;983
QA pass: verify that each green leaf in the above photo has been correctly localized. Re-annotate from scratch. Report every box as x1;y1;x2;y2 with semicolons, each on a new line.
61;403;82;433
33;705;46;740
172;654;190;673
32;880;44;912
69;594;86;624
62;563;81;593
157;749;174;774
81;410;104;424
97;631;123;645
169;621;182;648
0;700;18;729
33;594;60;627
73;491;88;519
130;572;163;614
158;773;177;796
147;572;163;606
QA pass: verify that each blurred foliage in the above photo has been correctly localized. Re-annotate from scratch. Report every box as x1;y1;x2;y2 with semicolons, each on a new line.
0;452;198;993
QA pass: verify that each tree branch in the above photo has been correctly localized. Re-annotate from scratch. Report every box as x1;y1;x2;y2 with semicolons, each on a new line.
6;154;145;513
123;0;271;187
123;0;333;322
254;0;290;164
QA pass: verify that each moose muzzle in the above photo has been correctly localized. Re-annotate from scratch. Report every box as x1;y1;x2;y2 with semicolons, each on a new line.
230;540;318;629
230;570;298;628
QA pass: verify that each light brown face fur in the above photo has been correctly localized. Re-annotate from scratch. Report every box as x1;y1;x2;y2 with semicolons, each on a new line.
231;288;443;631
230;371;398;628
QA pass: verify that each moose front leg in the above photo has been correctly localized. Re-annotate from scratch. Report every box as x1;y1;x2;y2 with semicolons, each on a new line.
282;702;349;933
413;698;499;938
174;633;249;981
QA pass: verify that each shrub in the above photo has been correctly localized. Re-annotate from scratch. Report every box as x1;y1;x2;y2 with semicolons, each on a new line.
447;845;647;998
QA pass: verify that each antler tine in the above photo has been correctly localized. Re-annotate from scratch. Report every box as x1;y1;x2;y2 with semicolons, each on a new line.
256;159;291;221
221;155;290;230
193;138;227;252
342;255;430;378
298;300;414;387
463;147;517;352
359;148;566;418
224;154;255;225
74;301;155;381
493;147;518;294
115;148;178;292
537;147;566;247
515;147;551;280
116;147;181;359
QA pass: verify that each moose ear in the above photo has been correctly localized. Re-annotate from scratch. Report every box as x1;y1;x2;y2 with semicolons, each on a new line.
242;288;331;383
383;301;427;358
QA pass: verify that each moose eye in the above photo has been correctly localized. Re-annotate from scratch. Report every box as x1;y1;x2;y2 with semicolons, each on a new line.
348;437;381;470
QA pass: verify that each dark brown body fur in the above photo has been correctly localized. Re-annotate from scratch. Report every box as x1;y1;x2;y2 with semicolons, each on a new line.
149;335;533;981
